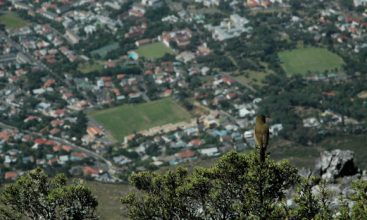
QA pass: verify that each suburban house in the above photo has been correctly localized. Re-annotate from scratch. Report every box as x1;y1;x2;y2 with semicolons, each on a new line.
87;127;102;137
65;29;81;44
135;38;152;47
158;28;193;48
204;14;252;41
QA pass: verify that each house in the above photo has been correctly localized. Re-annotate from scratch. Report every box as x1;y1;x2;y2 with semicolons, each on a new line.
58;155;69;165
87;127;102;136
199;147;219;156
189;139;204;146
226;93;237;100
62;93;73;100
270;124;283;135
231;132;242;141
49;128;61;135
129;4;146;17
136;38;152;47
48;158;58;165
159;28;193;48
303;117;321;128
62;145;72;152
177;150;195;159
235;143;248;152
22;156;34;164
244;130;254;138
65;29;81;44
220;135;231;142
84;166;100;176
201;67;210;75
239;108;254;117
125;24;147;38
204;14;252;41
5;172;17;180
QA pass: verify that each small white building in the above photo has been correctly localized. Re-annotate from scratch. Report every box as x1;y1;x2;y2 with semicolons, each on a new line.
244;130;254;138
199;147;220;156
239;108;254;117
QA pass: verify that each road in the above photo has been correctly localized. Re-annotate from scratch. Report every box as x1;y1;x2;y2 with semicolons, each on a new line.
219;72;257;92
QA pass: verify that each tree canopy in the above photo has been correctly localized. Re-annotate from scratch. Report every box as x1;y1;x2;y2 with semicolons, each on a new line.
0;167;99;220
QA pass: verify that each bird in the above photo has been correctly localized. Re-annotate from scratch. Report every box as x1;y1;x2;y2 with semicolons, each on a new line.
254;114;270;163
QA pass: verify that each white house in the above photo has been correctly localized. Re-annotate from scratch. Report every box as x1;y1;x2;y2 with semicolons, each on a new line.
239;108;254;117
244;130;254;138
199;147;219;156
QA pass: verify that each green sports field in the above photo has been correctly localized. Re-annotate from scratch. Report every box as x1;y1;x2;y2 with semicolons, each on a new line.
0;14;28;29
135;42;175;58
87;98;191;143
278;48;344;75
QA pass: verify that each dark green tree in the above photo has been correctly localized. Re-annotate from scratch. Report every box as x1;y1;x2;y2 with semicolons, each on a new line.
120;151;299;219
0;167;99;220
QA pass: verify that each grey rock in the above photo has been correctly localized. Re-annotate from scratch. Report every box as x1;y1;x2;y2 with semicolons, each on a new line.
341;173;361;185
326;184;342;198
298;167;312;179
361;170;367;181
314;150;356;183
329;198;355;211
342;186;356;198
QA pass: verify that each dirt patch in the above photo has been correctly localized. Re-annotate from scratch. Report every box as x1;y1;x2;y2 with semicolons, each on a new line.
141;115;152;123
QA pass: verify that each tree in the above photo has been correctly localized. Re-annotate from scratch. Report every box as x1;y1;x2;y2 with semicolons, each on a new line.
0;167;99;220
120;151;299;219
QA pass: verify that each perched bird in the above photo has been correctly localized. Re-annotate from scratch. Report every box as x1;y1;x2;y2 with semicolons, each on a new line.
254;114;270;163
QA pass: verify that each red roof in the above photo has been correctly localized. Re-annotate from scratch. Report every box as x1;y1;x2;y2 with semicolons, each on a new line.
34;138;46;145
346;16;360;24
62;145;72;152
72;152;86;158
49;158;58;164
178;150;195;159
222;77;229;82
5;172;17;179
338;36;348;40
101;76;112;81
117;74;125;79
165;89;172;94
84;166;100;175
189;140;204;145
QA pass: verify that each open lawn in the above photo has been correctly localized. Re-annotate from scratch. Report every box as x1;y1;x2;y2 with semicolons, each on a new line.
0;14;28;29
78;63;103;73
88;98;191;143
278;47;344;75
135;42;175;58
231;62;274;87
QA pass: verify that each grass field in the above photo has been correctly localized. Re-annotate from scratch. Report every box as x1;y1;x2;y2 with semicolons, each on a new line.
135;43;175;58
231;62;274;87
278;48;344;75
88;98;191;142
0;14;28;29
78;63;103;73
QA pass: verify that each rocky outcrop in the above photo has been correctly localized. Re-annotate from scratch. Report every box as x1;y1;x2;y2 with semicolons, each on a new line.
286;149;364;209
312;149;357;183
